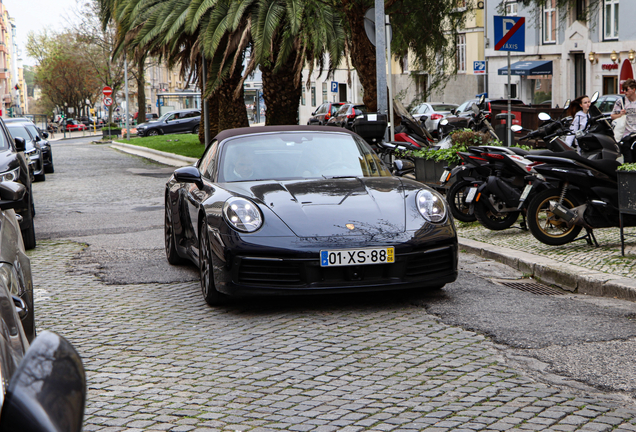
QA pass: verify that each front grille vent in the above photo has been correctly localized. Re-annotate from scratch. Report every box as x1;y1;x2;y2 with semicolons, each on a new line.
405;248;455;277
238;259;302;286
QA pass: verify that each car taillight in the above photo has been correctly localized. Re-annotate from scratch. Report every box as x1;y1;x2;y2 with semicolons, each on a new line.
430;114;443;120
325;113;331;120
346;110;356;119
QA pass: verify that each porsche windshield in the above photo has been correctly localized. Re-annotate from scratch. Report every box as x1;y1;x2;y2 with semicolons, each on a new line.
218;132;392;182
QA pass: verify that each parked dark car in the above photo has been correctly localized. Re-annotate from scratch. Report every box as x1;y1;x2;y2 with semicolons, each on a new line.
441;97;526;135
6;123;46;183
80;116;105;128
595;94;622;115
326;103;368;129
137;109;201;136
0;185;86;429
306;102;346;125
165;126;458;306
5;119;54;175
0;120;35;249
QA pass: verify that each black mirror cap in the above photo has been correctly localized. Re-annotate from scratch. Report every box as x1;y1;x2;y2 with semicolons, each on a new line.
13;137;25;152
42;131;49;139
0;331;86;432
174;166;203;189
0;182;26;210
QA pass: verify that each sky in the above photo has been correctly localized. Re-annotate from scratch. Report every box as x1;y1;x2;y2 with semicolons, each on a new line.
3;0;79;66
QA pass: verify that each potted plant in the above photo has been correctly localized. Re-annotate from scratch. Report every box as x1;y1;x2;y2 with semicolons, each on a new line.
409;129;500;189
617;163;636;212
102;123;122;138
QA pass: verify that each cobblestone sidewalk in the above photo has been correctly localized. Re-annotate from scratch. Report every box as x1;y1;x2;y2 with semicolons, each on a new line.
26;240;636;431
457;222;636;280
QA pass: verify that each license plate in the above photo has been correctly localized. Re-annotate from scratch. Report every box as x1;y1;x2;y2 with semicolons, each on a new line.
439;170;449;183
519;184;532;202
320;247;395;267
464;187;478;204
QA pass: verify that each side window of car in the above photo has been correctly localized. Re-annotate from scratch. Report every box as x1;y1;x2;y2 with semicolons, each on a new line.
335;105;347;116
199;140;218;179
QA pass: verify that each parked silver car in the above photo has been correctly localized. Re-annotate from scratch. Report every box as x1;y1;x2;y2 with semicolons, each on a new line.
410;102;458;137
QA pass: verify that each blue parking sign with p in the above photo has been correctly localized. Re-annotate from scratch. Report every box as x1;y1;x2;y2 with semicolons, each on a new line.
474;61;486;74
494;16;525;52
331;81;338;93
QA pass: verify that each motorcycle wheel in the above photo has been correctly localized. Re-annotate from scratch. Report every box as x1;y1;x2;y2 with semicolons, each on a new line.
446;180;477;222
473;195;520;230
527;188;583;246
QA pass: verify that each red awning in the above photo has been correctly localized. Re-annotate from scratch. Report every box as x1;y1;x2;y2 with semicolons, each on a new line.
620;59;634;94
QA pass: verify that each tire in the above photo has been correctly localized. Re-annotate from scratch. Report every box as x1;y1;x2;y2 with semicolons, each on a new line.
22;291;35;343
147;129;159;136
473;194;520;230
45;163;54;174
34;172;45;182
164;205;184;265
199;223;226;306
446;180;477;222
527;188;583;246
21;202;36;250
192;125;200;134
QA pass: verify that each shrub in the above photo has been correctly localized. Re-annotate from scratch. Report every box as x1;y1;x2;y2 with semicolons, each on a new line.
617;163;636;171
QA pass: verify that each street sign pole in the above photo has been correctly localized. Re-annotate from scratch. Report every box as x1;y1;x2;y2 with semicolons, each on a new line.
507;51;511;147
202;56;209;146
385;14;394;142
374;0;388;141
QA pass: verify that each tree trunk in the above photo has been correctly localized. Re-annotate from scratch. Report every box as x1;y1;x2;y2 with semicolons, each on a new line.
217;56;249;132
261;55;302;125
343;5;378;112
137;56;146;124
198;95;219;144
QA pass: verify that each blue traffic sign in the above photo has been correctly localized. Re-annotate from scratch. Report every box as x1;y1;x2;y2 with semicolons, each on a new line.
494;16;525;52
331;81;338;93
473;61;486;74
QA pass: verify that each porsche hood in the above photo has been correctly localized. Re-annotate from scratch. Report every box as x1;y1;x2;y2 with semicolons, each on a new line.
223;177;408;237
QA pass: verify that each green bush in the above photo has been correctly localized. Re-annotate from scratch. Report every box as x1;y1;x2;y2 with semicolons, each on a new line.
408;129;532;165
617;163;636;171
103;123;120;130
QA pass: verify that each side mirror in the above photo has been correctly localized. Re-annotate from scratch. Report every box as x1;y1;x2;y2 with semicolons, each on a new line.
0;331;86;432
538;112;552;121
440;119;449;126
419;115;429;123
173;166;203;189
450;109;456;115
478;94;486;105
42;131;49;139
13;137;25;152
0;182;26;210
563;99;571;110
34;136;41;142
510;125;523;133
590;91;599;104
471;103;480;115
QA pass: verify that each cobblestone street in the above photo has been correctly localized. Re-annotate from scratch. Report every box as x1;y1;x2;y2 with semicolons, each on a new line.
29;239;636;431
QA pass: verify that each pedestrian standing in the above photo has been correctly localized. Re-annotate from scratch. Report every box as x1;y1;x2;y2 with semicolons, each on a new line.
611;78;636;140
565;95;591;153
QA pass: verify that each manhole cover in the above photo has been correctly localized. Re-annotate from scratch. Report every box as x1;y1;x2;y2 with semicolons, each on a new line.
493;279;564;296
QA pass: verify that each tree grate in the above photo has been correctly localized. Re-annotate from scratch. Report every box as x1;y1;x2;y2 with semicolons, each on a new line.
493;279;565;296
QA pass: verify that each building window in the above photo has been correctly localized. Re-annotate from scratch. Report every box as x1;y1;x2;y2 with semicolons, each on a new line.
604;0;619;40
401;54;409;73
543;0;557;44
301;88;305;106
456;34;466;73
322;82;328;104
505;1;518;16
575;0;586;21
311;83;316;107
505;83;518;99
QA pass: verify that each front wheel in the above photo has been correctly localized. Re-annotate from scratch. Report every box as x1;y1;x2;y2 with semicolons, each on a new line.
473;195;520;230
192;125;200;134
147;129;159;136
199;223;226;306
164;205;184;264
527;188;583;245
446;180;477;222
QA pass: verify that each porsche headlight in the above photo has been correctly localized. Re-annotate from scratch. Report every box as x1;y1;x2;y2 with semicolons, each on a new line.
0;263;21;296
223;197;263;232
0;167;19;182
416;189;447;223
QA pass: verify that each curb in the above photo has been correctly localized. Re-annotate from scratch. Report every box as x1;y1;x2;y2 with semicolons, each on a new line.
459;237;636;301
110;142;198;167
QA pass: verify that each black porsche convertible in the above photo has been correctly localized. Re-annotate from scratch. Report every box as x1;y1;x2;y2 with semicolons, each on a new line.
165;126;458;305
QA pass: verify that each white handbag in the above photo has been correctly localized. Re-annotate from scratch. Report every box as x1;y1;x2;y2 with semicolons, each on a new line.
614;116;626;142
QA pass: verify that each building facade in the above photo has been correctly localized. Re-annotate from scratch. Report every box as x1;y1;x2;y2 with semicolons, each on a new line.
486;0;635;106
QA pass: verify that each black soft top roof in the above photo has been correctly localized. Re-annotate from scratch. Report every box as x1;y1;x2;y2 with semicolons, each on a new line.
214;125;357;142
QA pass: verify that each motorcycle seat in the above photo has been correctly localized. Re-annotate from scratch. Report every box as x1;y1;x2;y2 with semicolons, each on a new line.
549;151;620;180
507;147;553;157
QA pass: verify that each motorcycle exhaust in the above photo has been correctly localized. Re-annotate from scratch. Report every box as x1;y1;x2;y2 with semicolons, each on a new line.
548;203;591;228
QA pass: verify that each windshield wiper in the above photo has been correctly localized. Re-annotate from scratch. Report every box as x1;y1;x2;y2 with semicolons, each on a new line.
322;175;359;179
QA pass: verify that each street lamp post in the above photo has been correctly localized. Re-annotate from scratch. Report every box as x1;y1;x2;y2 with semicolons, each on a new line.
63;102;68;139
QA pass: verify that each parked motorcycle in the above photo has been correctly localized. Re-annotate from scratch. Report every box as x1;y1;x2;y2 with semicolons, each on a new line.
521;92;633;245
392;99;436;148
